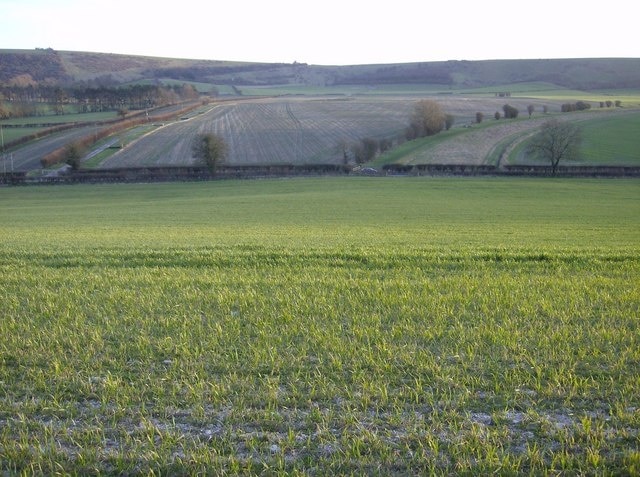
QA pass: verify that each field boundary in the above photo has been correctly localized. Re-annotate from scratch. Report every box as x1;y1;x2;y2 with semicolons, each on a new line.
384;163;640;177
2;163;640;185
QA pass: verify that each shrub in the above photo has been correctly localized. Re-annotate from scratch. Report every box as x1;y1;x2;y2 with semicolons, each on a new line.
408;100;445;137
444;114;455;130
192;133;228;172
503;104;519;119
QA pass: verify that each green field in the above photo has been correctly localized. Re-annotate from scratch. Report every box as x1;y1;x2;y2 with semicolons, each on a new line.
1;178;639;474
507;111;640;167
0;111;118;127
0;126;50;144
580;112;640;165
0;111;118;145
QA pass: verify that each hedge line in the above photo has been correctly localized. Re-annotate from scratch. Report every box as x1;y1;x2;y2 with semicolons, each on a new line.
39;102;203;168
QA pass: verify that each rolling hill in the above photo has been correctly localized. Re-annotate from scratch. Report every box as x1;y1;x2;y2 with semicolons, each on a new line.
2;49;639;177
1;48;639;90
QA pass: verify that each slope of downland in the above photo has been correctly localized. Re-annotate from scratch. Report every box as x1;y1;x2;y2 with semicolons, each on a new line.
3;49;640;91
505;110;640;167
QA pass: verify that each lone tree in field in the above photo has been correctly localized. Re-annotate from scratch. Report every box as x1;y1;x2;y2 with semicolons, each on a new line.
64;141;86;170
192;133;228;173
444;114;455;131
336;139;351;164
350;137;379;164
527;119;582;175
503;104;519;119
360;137;379;163
407;99;445;139
527;104;535;118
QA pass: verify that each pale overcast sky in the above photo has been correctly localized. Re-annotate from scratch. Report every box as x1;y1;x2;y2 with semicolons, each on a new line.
1;0;637;65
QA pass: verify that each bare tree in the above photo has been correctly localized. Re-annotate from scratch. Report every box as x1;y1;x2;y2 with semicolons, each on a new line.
336;139;351;164
350;141;365;164
444;114;455;130
527;104;535;118
527;119;582;175
192;133;228;173
360;137;379;162
349;137;379;164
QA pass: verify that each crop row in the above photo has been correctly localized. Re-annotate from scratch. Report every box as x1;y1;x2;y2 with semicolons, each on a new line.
99;98;418;167
205;99;415;165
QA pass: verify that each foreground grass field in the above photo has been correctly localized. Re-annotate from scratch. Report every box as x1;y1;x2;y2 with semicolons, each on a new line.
1;178;639;474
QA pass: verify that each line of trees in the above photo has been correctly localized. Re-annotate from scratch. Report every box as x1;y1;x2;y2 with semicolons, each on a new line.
561;101;592;112
40;102;205;168
333;99;456;167
562;100;621;112
0;83;201;119
336;137;395;165
335;100;457;166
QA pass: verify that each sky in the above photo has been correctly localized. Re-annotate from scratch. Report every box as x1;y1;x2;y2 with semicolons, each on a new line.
1;0;637;65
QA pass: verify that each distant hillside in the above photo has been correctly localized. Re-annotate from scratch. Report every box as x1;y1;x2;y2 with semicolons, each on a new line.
1;49;639;90
0;48;69;84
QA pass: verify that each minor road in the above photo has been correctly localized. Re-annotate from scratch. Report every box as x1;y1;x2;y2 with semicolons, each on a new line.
1;126;96;172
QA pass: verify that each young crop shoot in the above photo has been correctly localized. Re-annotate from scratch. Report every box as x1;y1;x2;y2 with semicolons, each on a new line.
0;178;638;474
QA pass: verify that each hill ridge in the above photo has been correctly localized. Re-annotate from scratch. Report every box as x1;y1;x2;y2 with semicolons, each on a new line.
1;49;640;90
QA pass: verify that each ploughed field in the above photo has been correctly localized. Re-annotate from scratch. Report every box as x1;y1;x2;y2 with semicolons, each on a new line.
96;96;554;168
5;94;636;173
1;178;639;474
